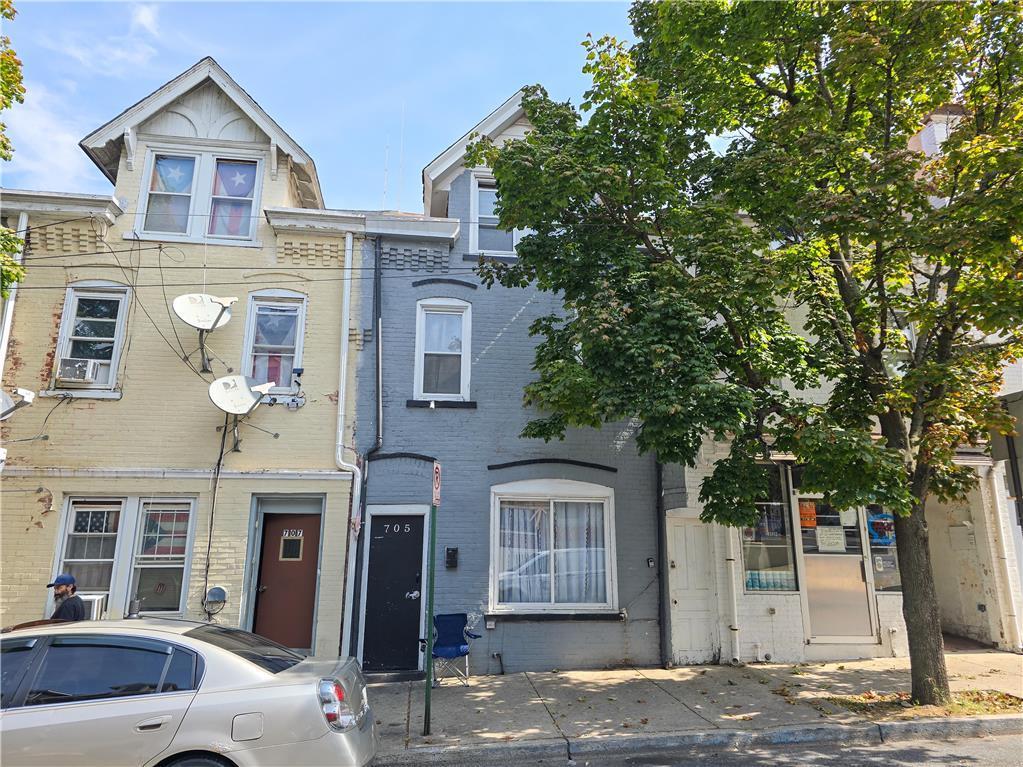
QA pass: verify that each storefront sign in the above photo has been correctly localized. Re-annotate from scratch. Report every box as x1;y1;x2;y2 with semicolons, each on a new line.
874;553;898;573
815;526;847;552
867;511;896;547
799;499;817;528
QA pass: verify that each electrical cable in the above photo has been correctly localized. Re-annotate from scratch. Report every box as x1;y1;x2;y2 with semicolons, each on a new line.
6;216;96;235
9;270;484;290
200;410;231;622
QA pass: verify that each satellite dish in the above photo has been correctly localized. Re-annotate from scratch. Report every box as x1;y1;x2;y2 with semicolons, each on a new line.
1;388;35;420
173;294;237;373
209;375;276;416
173;294;237;331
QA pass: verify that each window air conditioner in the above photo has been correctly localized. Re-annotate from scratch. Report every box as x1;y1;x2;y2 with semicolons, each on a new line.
56;357;100;384
79;593;108;620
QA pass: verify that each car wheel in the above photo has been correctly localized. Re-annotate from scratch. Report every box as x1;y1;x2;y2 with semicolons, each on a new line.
166;755;231;767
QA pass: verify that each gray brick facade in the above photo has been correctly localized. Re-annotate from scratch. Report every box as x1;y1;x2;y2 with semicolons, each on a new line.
352;169;661;674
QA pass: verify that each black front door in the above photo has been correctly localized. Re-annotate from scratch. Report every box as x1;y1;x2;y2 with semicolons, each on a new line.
362;514;425;672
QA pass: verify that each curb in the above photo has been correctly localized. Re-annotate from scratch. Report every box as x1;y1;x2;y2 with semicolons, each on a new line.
373;714;1023;765
877;713;1023;743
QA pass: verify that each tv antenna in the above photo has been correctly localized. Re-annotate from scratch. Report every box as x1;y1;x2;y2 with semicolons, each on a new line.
173;294;238;373
208;374;276;451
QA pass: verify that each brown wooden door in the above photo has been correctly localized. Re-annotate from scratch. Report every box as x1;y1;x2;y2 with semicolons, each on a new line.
253;512;321;650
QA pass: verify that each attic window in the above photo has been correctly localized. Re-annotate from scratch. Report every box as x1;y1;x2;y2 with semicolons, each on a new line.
136;148;262;243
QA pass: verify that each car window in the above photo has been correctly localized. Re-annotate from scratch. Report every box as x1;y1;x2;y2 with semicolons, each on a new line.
1;638;38;708
161;647;197;692
25;635;176;706
185;624;303;673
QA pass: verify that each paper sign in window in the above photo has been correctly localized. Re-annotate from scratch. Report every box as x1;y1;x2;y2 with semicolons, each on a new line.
815;526;847;553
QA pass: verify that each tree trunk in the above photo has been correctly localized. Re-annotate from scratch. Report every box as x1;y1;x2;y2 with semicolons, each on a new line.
893;502;951;705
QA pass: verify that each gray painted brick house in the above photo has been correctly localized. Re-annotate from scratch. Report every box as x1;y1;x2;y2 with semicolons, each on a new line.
347;95;662;675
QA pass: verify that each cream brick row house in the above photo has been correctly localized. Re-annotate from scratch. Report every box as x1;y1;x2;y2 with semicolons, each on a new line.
0;58;450;655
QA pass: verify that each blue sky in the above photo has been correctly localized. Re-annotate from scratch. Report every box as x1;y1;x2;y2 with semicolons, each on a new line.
2;1;633;212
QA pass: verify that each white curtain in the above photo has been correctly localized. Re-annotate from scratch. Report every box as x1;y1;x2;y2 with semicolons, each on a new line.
553;501;606;604
498;501;549;603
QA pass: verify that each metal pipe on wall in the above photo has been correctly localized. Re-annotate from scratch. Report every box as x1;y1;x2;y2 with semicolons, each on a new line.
724;525;742;664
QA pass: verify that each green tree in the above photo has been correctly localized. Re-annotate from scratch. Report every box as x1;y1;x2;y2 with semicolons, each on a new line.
1;0;25;297
469;0;1022;705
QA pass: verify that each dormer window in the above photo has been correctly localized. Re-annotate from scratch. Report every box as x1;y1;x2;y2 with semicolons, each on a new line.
136;147;262;244
469;173;520;256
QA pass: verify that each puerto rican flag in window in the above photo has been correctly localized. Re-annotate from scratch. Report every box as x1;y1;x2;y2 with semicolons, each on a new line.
209;160;257;236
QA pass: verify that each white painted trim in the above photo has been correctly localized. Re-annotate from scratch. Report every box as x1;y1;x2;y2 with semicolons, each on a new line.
3;467;353;480
468;173;517;258
133;145;265;243
240;289;307;394
0;190;123;223
53;282;132;392
48;495;199;620
413;297;472;401
39;389;123;400
487;478;619;614
80;56;322;207
0;212;28;388
357;504;431;669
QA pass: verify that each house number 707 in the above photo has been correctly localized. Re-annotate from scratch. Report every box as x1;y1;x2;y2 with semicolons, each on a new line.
282;529;304;537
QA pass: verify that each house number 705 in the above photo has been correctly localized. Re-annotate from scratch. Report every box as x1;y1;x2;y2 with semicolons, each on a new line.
383;524;412;534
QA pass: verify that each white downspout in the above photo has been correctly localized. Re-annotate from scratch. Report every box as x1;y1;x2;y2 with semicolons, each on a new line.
0;212;29;384
337;231;362;657
724;526;742;664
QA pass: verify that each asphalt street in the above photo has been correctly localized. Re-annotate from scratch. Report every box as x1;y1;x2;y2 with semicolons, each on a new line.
498;734;1023;767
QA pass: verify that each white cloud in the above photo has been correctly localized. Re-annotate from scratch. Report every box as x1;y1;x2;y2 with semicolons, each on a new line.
131;5;160;37
1;82;105;194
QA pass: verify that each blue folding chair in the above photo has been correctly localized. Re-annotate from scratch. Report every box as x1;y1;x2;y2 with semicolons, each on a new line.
428;613;481;687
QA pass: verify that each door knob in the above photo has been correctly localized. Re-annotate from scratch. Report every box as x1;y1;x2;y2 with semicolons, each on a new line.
257;585;267;593
405;590;420;600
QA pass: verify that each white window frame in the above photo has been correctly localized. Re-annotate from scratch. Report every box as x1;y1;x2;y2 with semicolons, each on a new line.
54;281;131;391
133;144;264;245
488;478;618;614
49;495;198;619
468;171;523;256
413;297;472;401
240;289;307;394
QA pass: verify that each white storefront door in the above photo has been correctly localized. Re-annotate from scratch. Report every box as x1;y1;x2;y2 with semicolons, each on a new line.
668;517;719;663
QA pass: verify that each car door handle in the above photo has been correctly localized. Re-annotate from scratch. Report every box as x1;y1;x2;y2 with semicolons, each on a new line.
135;715;172;733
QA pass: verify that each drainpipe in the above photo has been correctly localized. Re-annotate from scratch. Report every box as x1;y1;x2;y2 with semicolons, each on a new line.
338;231;363;657
985;463;1022;651
0;212;29;384
724;525;742;664
345;236;385;656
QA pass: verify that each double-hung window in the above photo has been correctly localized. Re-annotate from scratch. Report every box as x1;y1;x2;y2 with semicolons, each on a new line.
55;283;130;390
137;149;262;242
470;174;519;256
414;298;471;401
55;497;196;616
491;480;617;612
243;290;306;392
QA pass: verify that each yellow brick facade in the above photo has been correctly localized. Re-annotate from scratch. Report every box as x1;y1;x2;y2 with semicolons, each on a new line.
1;95;360;656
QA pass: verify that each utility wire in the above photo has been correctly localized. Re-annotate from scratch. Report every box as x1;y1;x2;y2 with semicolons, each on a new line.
9;270;484;290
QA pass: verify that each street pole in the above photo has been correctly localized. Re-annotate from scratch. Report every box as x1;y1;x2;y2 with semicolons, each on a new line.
423;462;441;736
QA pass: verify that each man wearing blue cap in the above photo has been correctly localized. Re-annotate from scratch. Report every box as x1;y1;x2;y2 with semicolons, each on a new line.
47;574;86;621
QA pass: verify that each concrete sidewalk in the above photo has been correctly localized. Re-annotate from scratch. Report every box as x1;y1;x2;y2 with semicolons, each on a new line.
370;649;1023;765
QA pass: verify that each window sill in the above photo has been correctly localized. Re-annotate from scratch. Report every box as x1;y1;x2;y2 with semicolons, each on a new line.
40;389;122;400
484;611;624;623
463;253;518;264
123;232;263;249
406;399;477;409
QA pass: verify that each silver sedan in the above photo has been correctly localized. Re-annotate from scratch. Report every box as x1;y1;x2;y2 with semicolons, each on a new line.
0;618;376;767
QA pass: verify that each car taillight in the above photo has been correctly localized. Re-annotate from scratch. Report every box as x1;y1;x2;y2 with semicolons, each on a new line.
318;678;357;731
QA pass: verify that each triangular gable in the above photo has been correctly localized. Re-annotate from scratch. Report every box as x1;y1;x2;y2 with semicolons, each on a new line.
422;90;527;216
80;57;322;208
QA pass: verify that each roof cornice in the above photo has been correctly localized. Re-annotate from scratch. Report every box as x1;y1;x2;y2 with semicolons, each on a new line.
0;188;124;225
264;207;460;242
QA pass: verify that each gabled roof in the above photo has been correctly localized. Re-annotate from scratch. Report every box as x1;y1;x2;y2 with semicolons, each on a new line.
422;90;526;216
79;57;323;208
